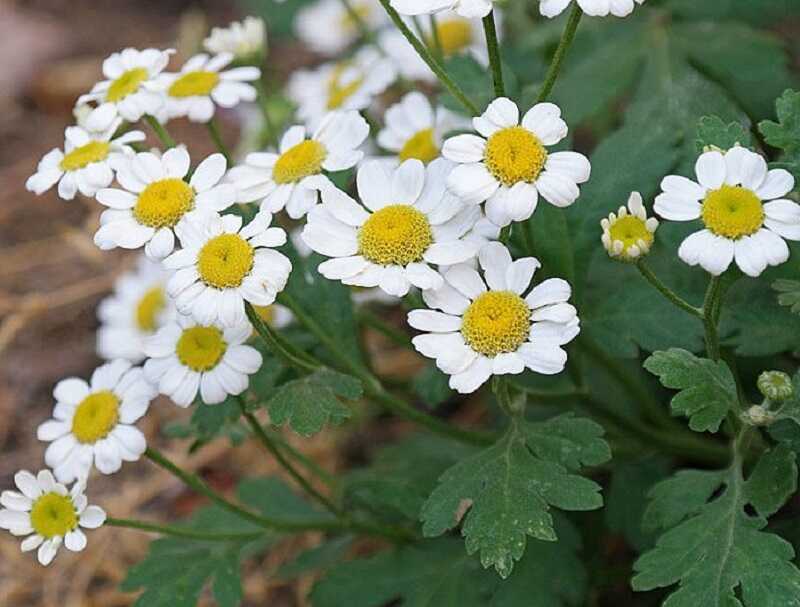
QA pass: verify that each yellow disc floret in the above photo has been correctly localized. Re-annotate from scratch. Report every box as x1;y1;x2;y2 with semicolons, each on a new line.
176;326;227;372
30;493;78;539
133;178;195;229
327;64;364;110
701;185;764;239
135;286;166;333
462;291;531;356
106;68;149;103
608;216;653;257
485;126;548;186
197;234;255;289
434;18;473;56
399;128;439;164
59;141;111;172
168;71;221;98
273;140;327;185
72;390;120;444
358;205;433;266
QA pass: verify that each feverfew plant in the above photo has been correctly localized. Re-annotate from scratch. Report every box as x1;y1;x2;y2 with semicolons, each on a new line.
8;2;800;607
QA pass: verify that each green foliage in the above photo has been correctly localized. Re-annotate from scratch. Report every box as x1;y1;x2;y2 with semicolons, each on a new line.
644;349;738;432
412;363;454;408
759;89;800;179
237;476;337;524
421;415;609;578
632;447;800;606
695;115;753;152
774;279;800;314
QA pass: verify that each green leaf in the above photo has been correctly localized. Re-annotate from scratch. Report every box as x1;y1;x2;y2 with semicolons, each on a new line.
278;536;354;581
695;115;753;152
644;349;738;432
412;364;454;409
774;279;800;314
265;368;361;436
420;415;608;578
759;89;800;180
632;451;800;606
237;476;336;524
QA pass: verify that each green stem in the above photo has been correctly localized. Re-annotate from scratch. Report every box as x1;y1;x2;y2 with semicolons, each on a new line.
377;0;479;115
482;10;505;97
253;79;277;148
266;429;336;487
144;115;176;149
636;259;703;318
207;118;232;165
702;276;724;361
106;517;264;542
536;3;583;102
356;309;413;349
245;302;319;373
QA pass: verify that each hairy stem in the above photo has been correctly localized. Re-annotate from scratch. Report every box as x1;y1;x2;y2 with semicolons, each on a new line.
106;517;264;542
206;118;232;165
536;3;583;102
246;302;318;373
482;10;505;97
144;115;176;149
636;259;703;318
702;275;724;361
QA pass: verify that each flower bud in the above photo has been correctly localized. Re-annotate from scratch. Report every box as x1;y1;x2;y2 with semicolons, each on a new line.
757;371;794;402
600;192;658;262
742;404;775;427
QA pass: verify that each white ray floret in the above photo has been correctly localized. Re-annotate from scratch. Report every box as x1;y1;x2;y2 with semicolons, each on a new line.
601;191;659;261
295;0;388;55
203;17;266;59
538;0;646;18
391;0;497;18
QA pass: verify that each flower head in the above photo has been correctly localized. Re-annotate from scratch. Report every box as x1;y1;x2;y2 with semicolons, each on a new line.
26;119;145;200
295;0;388;55
391;0;496;18
93;148;236;259
164;210;292;328
226;110;369;218
409;242;580;393
757;370;794;402
0;471;105;566
538;0;646;18
303;158;482;297
143;314;263;406
601;192;659;261
204;17;266;60
443;97;590;227
654;146;798;277
37;360;156;483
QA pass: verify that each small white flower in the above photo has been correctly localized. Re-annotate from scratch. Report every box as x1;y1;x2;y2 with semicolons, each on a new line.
391;0;496;18
295;0;388;55
654;146;799;277
93;147;236;259
164;210;292;328
409;242;580;393
26;119;145;200
37;360;156;484
96;255;176;362
143;314;263;406
601;192;659;261
302;158;481;297
287;47;396;129
78;48;173;131
0;470;106;566
226;111;369;218
203;17;266;59
157;53;260;123
443;97;591;227
377;92;469;164
538;0;645;18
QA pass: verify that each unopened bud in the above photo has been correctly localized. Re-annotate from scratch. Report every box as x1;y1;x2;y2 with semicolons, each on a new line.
757;371;794;402
742;405;775;427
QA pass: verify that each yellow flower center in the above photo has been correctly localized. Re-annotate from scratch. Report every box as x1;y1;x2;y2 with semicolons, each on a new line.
273;140;327;185
608;216;653;257
59;141;111;172
462;291;531;356
197;233;254;289
71;390;120;444
168;70;221;98
107;67;149;103
133;178;195;229
399;128;439;164
701;185;764;239
176;326;227;372
327;64;364;110
135;286;166;333
485;126;548;186
30;493;78;539
433;18;473;56
358;205;433;266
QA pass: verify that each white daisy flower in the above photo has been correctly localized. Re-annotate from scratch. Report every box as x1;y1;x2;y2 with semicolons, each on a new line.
538;0;645;18
302;158;481;297
654;146;799;277
203;17;266;60
295;0;388;56
377;92;469;164
391;0;496;18
78;48;173;131
443;97;591;227
26;119;145;201
36;360;157;484
93;147;236;259
0;471;106;566
143;315;263;406
157;53;260;123
601;192;659;261
96;255;176;362
287;47;396;129
164;210;292;328
409;242;580;393
226;111;369;219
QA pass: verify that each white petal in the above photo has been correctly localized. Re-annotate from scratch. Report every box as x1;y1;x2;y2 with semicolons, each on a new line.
518;343;567;374
505;258;541;295
695;151;726;190
408;310;462;332
444;265;486;299
522;103;567;145
478;242;512;290
449;357;493;393
525;278;572;309
190;153;227;191
65;529;87;552
442;134;486;163
756;169;795;201
79;505;106;529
